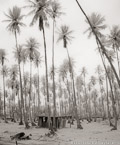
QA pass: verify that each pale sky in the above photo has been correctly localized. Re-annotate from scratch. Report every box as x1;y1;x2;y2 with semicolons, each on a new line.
0;0;120;81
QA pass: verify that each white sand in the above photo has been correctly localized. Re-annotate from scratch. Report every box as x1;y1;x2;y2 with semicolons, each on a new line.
0;119;120;145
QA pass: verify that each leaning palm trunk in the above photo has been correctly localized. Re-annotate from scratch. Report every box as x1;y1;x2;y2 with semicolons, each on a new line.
52;19;57;130
42;25;50;129
75;0;120;88
114;46;120;78
15;31;26;125
66;48;80;128
3;69;7;123
97;42;117;129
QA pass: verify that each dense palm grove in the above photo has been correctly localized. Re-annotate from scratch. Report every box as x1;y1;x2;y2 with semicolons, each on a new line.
0;0;120;131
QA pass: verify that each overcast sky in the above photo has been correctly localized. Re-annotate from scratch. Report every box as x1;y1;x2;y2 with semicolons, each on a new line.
0;0;120;81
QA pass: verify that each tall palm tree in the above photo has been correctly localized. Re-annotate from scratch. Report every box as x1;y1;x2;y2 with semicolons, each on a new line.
75;0;120;88
87;82;92;121
13;45;27;124
0;49;8;123
0;65;9;123
81;67;88;119
95;65;105;120
50;0;63;130
4;6;25;124
57;25;81;129
34;53;42;112
9;64;19;122
25;0;52;128
25;37;39;124
108;25;120;78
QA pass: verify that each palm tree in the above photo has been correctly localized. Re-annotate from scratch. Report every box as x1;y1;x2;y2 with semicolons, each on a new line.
81;67;88;119
95;65;105;120
87;82;92;121
34;53;42;112
4;6;25;124
107;66;118;129
0;65;9;123
91;89;98;122
0;49;8;123
50;0;63;130
23;72;30;119
13;45;27;124
75;0;120;88
59;60;73;118
25;37;39;124
9;64;19;122
108;25;120;78
57;25;81;129
25;0;52;128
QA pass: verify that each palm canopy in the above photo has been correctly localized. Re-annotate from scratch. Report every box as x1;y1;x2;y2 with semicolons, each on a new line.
57;25;73;48
0;49;7;65
90;76;96;86
25;0;51;30
108;25;120;49
84;12;107;38
50;0;63;19
24;37;39;61
9;64;19;81
95;65;103;75
98;75;104;85
0;65;9;77
33;52;42;67
81;67;87;77
13;45;25;63
4;6;25;34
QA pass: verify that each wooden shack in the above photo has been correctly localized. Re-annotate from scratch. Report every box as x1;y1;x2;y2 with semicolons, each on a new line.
38;114;72;129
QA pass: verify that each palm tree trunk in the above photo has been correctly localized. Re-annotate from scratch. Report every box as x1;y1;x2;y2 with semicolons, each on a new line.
115;47;120;78
37;66;40;113
52;19;57;130
15;31;25;125
88;90;92;121
96;41;117;128
66;48;81;128
42;25;50;129
105;75;113;126
3;69;7;123
83;74;88;119
75;0;120;88
29;59;33;124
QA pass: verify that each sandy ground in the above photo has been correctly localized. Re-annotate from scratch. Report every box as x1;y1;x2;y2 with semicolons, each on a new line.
0;119;120;145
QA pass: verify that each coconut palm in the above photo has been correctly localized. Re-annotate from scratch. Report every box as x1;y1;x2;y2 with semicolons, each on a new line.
107;66;118;129
57;25;81;128
25;37;39;124
4;6;25;124
0;49;8;122
9;64;19;122
91;89;98;122
87;82;92;121
0;65;9;123
81;67;88;119
25;0;52;128
13;45;27;124
75;0;120;88
50;0;63;129
34;53;42;111
108;25;120;77
59;60;73;118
